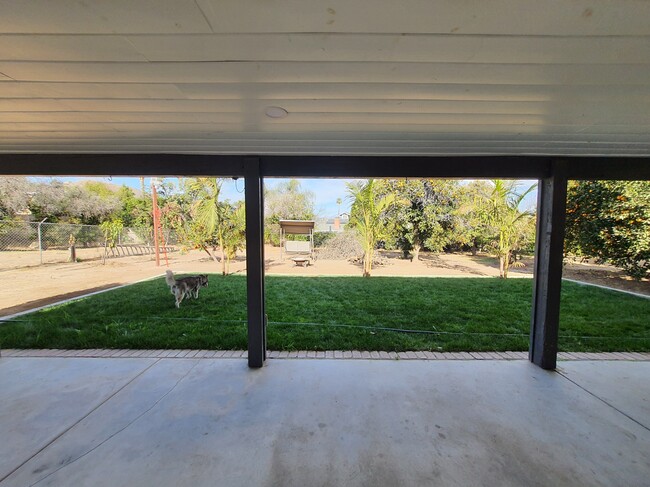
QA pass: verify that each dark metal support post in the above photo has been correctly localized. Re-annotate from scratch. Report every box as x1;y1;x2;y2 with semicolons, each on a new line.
244;157;266;368
530;160;568;370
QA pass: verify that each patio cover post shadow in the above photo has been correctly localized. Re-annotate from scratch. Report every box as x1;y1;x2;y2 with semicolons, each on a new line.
1;154;648;370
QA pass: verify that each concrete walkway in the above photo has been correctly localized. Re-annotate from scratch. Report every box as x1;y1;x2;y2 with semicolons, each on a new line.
1;357;649;486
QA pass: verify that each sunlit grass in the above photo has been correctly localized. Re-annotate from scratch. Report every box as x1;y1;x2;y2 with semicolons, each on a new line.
1;275;648;352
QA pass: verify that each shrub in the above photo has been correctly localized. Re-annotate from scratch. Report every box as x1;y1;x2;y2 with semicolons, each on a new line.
313;231;336;248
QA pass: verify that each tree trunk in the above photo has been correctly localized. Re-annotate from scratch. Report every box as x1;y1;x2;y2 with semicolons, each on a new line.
201;245;220;263
499;252;511;278
363;247;373;277
68;244;76;263
412;244;421;262
219;235;226;275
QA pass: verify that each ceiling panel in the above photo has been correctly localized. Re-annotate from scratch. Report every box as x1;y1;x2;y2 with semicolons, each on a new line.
0;82;187;99
1;61;648;85
2;122;646;134
1;99;648;123
3;111;649;126
0;36;147;62
0;0;212;34
0;1;648;158
195;0;650;36
172;83;650;102
2;81;647;103
123;34;650;64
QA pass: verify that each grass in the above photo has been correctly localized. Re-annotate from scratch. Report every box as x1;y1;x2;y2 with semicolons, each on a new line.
1;275;649;352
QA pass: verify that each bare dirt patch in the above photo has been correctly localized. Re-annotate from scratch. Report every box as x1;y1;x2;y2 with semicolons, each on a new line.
562;261;650;296
0;246;647;317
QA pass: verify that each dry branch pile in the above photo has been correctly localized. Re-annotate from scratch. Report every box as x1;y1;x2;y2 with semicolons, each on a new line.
316;231;363;260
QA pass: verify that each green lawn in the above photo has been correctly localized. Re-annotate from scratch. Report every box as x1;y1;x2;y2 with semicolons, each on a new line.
1;275;649;352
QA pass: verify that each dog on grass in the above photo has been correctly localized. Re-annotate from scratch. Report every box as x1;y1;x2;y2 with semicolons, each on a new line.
165;270;208;308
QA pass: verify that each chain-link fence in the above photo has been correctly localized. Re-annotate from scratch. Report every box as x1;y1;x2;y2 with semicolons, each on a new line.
0;220;176;270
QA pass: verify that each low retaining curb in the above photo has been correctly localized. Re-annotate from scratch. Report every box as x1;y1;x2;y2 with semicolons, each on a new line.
1;349;649;361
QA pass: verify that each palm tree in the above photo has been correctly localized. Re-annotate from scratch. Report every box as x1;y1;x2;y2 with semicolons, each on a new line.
347;179;395;277
478;180;537;278
187;178;229;274
222;203;246;275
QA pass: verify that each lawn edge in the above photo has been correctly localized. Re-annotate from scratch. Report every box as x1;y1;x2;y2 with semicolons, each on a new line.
562;278;650;300
1;349;649;361
0;273;166;322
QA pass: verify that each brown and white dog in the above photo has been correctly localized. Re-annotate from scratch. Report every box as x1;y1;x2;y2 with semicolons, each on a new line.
165;270;208;308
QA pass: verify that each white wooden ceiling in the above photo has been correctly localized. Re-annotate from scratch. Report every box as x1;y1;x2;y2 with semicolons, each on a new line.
0;0;649;156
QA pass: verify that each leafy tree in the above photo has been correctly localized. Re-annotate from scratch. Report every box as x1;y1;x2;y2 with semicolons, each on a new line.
264;179;315;245
476;180;537;278
565;180;650;279
347;179;395;277
166;178;245;275
164;178;247;275
450;181;495;255
27;180;119;224
83;181;115;199
380;179;458;261
112;185;152;229
221;202;246;274
0;177;33;219
185;178;229;272
100;218;124;248
265;179;315;220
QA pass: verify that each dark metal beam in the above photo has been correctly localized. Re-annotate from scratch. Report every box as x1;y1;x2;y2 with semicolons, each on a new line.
261;156;553;179
0;153;648;180
244;157;266;368
565;157;650;181
530;160;569;370
0;153;245;177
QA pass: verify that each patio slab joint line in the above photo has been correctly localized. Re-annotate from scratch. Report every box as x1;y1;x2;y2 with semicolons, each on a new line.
556;368;650;433
0;358;162;485
26;359;202;487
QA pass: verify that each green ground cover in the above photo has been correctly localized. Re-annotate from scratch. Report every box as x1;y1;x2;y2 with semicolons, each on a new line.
1;275;649;352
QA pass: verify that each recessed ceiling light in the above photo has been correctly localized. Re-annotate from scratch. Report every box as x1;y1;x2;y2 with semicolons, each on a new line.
265;106;288;119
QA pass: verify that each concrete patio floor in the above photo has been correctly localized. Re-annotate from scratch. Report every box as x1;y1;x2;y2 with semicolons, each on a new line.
1;357;648;487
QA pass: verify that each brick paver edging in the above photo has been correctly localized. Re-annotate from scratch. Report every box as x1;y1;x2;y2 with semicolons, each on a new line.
1;349;649;361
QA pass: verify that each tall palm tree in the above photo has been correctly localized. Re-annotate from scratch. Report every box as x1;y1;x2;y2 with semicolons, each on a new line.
347;179;395;277
187;178;229;274
478;180;537;278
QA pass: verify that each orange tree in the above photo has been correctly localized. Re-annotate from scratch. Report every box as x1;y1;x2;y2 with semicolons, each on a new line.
565;180;650;279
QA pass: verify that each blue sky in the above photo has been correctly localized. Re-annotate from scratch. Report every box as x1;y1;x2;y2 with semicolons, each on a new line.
32;177;537;217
